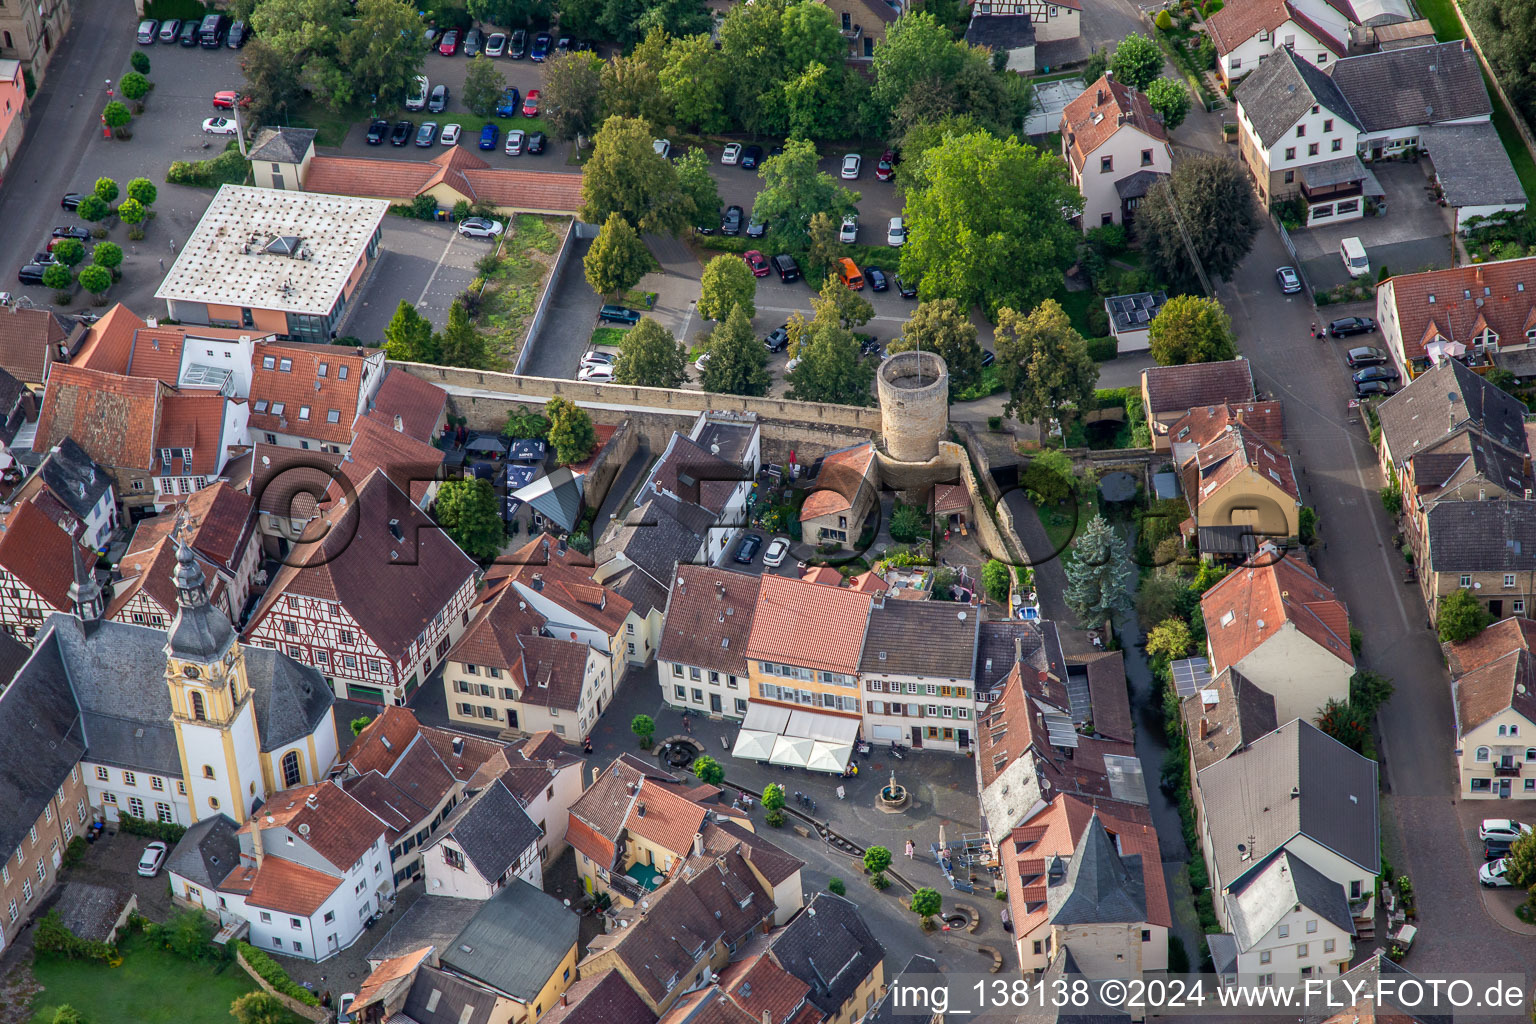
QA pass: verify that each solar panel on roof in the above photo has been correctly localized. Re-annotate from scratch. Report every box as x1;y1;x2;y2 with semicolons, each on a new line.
1171;657;1211;698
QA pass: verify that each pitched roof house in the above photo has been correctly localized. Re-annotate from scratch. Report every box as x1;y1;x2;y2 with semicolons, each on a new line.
1424;500;1536;627
799;443;878;552
1180;667;1279;774
34;363;168;509
1377;257;1536;378
541;969;658;1024
1443;616;1536;800
1141;361;1256;451
421;777;545;895
10;437;118;553
0;304;75;388
1200;547;1354;724
1207;0;1347;86
0;500;100;644
1177;423;1302;548
764;893;884;1022
247;340;386;453
436;879;581;1014
1059;76;1172;234
1209;848;1356;979
657;565;761;721
859;598;981;753
492;533;646;669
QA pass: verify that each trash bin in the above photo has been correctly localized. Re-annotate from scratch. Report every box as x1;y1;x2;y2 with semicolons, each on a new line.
436;209;447;222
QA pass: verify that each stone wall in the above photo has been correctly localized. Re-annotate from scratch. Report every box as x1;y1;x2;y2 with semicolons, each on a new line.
956;425;1021;565
583;418;638;514
513;218;577;375
234;946;329;1023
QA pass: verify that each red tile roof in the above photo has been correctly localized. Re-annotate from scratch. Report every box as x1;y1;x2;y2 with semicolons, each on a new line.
1443;617;1536;732
0;500;89;609
719;948;812;1024
800;443;876;520
1202;548;1354;672
35;363;165;469
492;533;635;638
107;532;229;623
746;574;872;675
1382;257;1536;365
0;305;69;384
302;156;438;200
248;341;378;445
363;368;447;442
1178;424;1299;508
625;782;710;860
336;415;444;505
460;168;585;214
247;443;342;518
242;856;344;916
451;578;549;671
657;566;762;677
566;815;617;870
155;393;235;475
240;781;385;873
302;150;585;213
70;304;149;374
1206;0;1344;56
354;947;433;1012
1142;360;1255;416
122;328;185;386
1061;76;1169;174
1169;401;1285;448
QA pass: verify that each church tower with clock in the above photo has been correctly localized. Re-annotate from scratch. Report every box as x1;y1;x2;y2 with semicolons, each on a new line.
165;535;267;824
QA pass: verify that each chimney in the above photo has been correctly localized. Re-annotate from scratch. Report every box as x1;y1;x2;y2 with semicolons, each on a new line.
1096;88;1106;105
762;1013;772;1024
452;736;464;757
693;832;704;857
250;820;265;863
1014;636;1022;664
591;765;601;784
305;792;319;810
716;581;725;600
561;994;570;1008
1477;265;1485;286
636;801;646;817
1198;717;1210;740
393;414;404;432
533;573;544;591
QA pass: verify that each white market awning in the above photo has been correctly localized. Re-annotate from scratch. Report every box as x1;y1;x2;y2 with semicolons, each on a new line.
806;741;852;774
786;709;860;743
770;735;815;768
732;729;778;762
741;703;791;733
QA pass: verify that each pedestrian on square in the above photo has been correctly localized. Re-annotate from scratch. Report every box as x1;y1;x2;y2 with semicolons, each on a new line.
1310;322;1317;339
905;839;915;859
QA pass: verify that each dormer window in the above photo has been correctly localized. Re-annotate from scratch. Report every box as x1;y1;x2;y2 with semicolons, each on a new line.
278;358;293;372
262;356;275;369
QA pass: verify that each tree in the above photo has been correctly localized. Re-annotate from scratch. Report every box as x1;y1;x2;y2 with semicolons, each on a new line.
41;264;72;291
1349;670;1395;716
337;0;426;110
92;242;123;272
910;887;942;926
888;504;926;542
785;319;874;406
1314;698;1371;754
782;0;845;71
231;991;291;1024
54;1006;85;1024
119;72;149;102
463;54;507;118
1502;830;1536;889
50;239;85;269
76;195;109;224
1148;295;1238;366
585;213;652;296
900;132;1080;317
994;300;1099;438
982;560;1011;603
1145;618;1192;661
350;715;372;736
434;477;505;560
103;101;131;131
1109;33;1161;90
783;61;844;140
546;396;598;465
871;12;966;126
1145;77;1190;131
581;115;688;235
863;845;892;875
717;0;791;134
805;212;843;281
750;139;857;247
762;781;786;812
383;300;438;362
503;408;551;439
78;265;111;297
130;49;150;74
1063;515;1132;626
542;51;604;140
601;52;671;129
698;254;757;321
700;305;772;396
660;33;731;132
1438;589;1492;643
631;713;656;747
127;177;156;207
1081;46;1108;85
885;299;982;390
614;318;688;388
116;198;146;226
809;274;874;332
436;299;489;369
469;0;549;28
250;0;349;103
1135;574;1187;626
692;755;724;785
1138;155;1261;294
675;148;722;230
240;39;306;125
1022;448;1074;504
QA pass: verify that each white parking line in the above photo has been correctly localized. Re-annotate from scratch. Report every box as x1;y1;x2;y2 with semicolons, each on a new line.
416;230;463;308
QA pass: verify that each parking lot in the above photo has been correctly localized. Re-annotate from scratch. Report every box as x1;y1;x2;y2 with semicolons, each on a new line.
1291;159;1454;292
342;217;494;339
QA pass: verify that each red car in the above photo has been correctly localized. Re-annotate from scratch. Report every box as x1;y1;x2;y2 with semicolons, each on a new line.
742;250;769;277
438;29;459;55
875;149;895;181
212;90;250;110
522;89;540;117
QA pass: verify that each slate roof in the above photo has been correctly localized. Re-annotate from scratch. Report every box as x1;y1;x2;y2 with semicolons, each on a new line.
965;11;1036;50
425;777;542;882
1195;718;1379;887
767;893;883;1016
540;968;658;1024
1426;500;1536;574
1378;358;1528;463
1421;122;1528;208
32;439;112;524
0;632;86;859
248;126;317;163
596;495;709;615
0;304;68;384
1046;813;1148;926
367;894;481;965
1235;47;1360;149
1202;546;1354;671
657;565;761;677
1181;666;1279;773
746;574;872;676
858;600;979;679
1114;170;1167;200
1445;616;1536;734
1296;955;1452;1024
1224;848;1355;952
439;879;580;1000
1328;41;1489;133
976;619;1067;694
645;433;745;515
165;814;241;891
1142;360;1255;416
403;966;501;1024
864;956;941;1024
35;363;165;469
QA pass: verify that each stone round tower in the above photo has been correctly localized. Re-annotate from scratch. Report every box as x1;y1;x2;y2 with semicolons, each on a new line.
877;349;949;462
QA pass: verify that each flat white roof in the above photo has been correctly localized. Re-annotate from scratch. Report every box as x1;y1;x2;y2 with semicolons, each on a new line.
155;185;389;317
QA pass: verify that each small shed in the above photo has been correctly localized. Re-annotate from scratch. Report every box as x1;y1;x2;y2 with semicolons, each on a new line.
1420;123;1529;233
53;882;137;944
1105;291;1168;353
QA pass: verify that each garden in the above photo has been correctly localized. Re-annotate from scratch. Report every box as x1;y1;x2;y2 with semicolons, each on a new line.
468;214;568;369
1150;5;1222;111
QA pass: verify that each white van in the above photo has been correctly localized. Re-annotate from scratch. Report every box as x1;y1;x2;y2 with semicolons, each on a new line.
405;76;429;112
1340;236;1370;279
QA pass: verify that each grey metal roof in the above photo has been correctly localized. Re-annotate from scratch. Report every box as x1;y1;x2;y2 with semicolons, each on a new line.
249;127;318;163
1427;500;1536;572
515;467;584;534
1236;47;1361;149
1328;41;1490;132
1298;155;1377;191
403;967;499;1024
166;544;235;660
965;11;1036;49
858;601;979;679
1047;814;1148;926
37;438;114;522
243;646;335;751
166;813;241;891
425;778;542;884
1114;170;1167;200
769;893;884;1017
0;634;86;858
1196;718;1379;888
1223;848;1355;952
1421;123;1528;208
439;879;580;1001
368;894;481;965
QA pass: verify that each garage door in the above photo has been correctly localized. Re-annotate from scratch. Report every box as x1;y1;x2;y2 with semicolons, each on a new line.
872;725;902;741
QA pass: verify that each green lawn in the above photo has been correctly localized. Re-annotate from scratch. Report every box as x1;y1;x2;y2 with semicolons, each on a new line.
29;934;292;1024
590;326;627;349
1051;286;1100;337
1415;0;1465;39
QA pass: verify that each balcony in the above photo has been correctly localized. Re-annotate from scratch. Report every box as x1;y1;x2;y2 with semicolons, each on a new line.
1495;761;1522;777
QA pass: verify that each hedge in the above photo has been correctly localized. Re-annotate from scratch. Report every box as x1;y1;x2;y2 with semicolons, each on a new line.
35;910;116;963
117;812;187;844
1086;336;1117;361
166;147;250;189
236;941;321;1006
1093;385;1138;409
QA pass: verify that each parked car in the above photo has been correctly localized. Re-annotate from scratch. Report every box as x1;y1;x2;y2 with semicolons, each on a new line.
438;28;459;54
1486;840;1515;861
721;205;744;235
178;20;199;45
406;75;429;111
1328;316;1378;337
484;32;506;55
887;216;905;247
1480;858;1512;887
51;226;90;241
366;119;389;144
337;994;357;1024
463;27;482;56
505;129;525;154
428;84;448;113
137;841;169;877
867;267;888;292
599;304;641;325
527;131;547;154
495;87;520;117
158;18;181;43
764;325;789;352
763;536;790;568
202;117;238;135
875;149;895;180
741;144;763;169
522;89;540;116
785;356;801;374
556;35;572;54
479;123;499;149
653;138;671;159
694;351;711;372
391;120;413;146
415;122;438;146
1345;346;1388;367
17;263;48;285
440;123;461;146
457;217;504;238
860;335;883;357
227;20;248;47
1352;365;1400;384
213;90;250;110
509;28;527;57
1480;819;1532;844
772;254;800;282
743;250;769;277
1354;379;1394;398
981;349;996;368
578;364;614;382
60;192;84;211
531;32;551;60
839;214;857;243
745;218;766;239
895;274;917;298
137;19;159;44
840;153;861;179
1276;266;1302;294
734;533;763;564
722;142;742;165
580;351;615;369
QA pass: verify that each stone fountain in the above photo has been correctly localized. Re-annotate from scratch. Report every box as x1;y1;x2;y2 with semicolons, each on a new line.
877;770;910;813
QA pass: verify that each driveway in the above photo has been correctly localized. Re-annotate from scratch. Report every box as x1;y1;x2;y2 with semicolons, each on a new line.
342;218;487;339
1291;159;1454;292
